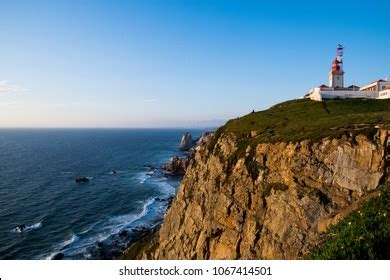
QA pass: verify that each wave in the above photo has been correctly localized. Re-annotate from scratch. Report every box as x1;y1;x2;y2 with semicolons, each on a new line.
61;234;80;248
156;177;168;182
45;165;178;259
155;181;176;197
109;197;155;226
43;234;80;260
44;197;158;259
137;172;148;184
137;170;176;196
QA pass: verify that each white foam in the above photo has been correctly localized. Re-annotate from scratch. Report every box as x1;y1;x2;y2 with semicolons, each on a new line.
44;197;158;259
157;177;168;182
29;222;42;230
109;197;155;225
61;234;79;248
156;181;176;196
137;172;148;184
42;234;80;260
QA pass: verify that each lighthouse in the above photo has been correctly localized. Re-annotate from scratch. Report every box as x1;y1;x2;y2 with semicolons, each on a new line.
328;44;344;88
305;45;390;101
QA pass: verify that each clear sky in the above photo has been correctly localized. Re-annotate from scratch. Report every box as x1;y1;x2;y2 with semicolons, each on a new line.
0;0;389;128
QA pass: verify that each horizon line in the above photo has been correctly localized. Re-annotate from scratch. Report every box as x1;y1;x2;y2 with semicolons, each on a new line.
0;126;220;130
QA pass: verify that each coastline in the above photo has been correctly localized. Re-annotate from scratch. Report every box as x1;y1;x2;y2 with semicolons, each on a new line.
0;129;212;260
117;131;215;260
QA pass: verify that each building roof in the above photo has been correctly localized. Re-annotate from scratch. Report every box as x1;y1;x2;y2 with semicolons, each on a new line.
319;84;331;89
348;85;360;88
360;79;389;90
371;79;387;84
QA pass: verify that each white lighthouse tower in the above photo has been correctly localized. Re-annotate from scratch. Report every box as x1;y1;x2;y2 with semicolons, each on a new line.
328;44;344;88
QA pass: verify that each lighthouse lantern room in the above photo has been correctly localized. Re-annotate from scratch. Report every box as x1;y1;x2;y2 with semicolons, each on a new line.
328;44;344;88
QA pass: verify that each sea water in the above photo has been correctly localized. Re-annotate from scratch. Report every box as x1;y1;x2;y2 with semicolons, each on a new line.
0;128;204;259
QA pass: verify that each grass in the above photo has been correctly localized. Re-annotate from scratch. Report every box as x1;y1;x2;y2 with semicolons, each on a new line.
208;99;390;168
214;98;390;147
307;185;390;260
206;98;390;259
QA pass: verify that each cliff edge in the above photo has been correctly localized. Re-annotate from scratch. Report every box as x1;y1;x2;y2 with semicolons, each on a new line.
125;98;390;259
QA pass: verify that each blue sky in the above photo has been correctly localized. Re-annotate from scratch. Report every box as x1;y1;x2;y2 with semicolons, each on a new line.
0;0;389;128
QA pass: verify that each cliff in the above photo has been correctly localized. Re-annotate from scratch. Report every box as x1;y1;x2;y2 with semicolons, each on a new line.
125;99;390;259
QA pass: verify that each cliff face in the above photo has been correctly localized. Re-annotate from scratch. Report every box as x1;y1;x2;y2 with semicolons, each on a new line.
145;129;388;260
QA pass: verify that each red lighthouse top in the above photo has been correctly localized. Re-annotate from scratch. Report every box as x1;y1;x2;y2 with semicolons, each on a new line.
332;58;341;72
331;44;344;72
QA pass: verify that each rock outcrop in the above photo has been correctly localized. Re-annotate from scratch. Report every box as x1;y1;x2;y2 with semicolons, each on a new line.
179;133;196;151
196;132;214;147
165;132;215;176
139;128;388;259
163;156;193;176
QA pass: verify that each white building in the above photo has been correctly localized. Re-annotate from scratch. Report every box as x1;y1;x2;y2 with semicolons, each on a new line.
305;45;390;101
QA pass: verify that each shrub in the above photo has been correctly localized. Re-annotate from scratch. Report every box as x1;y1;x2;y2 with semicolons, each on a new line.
307;185;390;259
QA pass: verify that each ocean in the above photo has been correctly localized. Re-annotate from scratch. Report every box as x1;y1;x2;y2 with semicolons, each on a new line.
0;128;204;259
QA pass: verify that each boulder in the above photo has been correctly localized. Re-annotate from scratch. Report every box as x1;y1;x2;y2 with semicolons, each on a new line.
119;230;129;238
52;253;65;260
14;225;26;232
163;156;192;176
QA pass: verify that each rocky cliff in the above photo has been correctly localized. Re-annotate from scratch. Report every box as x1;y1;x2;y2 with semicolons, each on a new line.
127;99;390;260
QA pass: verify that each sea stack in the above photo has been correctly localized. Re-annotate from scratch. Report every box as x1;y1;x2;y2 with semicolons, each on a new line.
179;132;196;151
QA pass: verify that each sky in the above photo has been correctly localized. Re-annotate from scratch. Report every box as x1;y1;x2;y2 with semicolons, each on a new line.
0;0;389;128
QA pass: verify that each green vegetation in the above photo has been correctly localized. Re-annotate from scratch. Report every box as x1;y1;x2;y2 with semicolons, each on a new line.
211;98;390;149
244;151;263;181
308;185;390;260
208;98;390;184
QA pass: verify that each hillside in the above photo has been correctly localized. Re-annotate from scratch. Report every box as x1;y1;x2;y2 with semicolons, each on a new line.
123;98;390;260
308;184;389;259
220;98;390;143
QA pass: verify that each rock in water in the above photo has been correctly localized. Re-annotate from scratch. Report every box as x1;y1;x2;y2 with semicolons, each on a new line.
119;231;129;238
163;156;192;176
179;133;195;151
75;176;89;183
14;225;26;232
52;253;65;260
